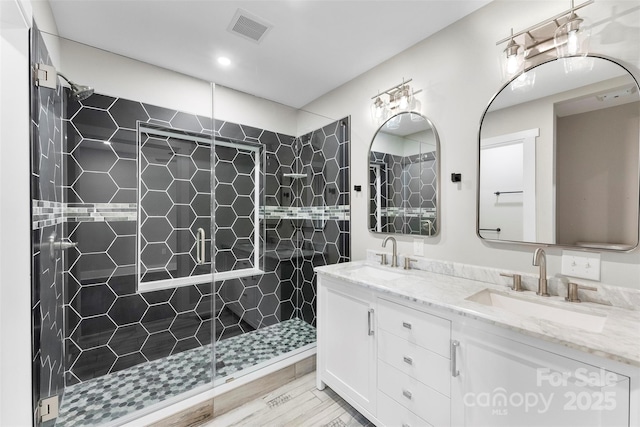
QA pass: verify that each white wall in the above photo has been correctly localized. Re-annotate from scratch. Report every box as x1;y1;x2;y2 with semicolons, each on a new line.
215;85;298;136
0;1;34;425
557;101;640;246
300;0;640;288
54;35;302;136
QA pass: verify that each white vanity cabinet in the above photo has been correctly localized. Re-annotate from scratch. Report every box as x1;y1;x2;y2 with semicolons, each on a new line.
316;276;377;417
451;323;631;427
376;298;452;427
317;271;638;427
317;275;455;426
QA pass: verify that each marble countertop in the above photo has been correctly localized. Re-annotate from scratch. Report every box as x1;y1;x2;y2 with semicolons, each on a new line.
315;260;640;367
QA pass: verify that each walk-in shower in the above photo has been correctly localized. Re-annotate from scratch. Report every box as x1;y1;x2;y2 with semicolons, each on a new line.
30;29;350;426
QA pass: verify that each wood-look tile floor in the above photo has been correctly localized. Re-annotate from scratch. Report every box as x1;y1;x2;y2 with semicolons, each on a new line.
203;372;374;427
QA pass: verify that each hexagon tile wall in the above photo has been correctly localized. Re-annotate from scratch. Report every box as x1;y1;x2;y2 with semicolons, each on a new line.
369;150;437;234
31;84;350;386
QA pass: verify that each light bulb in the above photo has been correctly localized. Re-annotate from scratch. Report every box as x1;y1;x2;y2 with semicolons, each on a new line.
399;95;409;110
567;30;579;55
506;54;519;75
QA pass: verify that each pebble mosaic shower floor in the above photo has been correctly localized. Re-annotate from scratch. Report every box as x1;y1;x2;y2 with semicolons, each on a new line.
55;318;316;427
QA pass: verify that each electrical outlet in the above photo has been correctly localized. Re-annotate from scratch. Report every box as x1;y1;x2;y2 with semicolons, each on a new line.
413;238;424;256
561;250;600;281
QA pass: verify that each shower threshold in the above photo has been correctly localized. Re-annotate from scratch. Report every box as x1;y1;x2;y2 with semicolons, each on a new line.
55;318;316;427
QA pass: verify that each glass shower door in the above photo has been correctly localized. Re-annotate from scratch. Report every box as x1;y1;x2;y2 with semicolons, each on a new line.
29;31;216;426
31;27;66;427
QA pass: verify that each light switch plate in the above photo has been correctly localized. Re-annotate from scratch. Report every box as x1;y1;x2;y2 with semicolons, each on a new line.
561;250;601;281
413;238;424;256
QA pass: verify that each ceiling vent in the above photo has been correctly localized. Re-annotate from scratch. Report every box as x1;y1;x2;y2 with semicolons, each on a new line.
227;9;273;44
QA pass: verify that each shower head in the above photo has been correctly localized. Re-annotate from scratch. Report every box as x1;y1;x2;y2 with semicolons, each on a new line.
57;72;94;101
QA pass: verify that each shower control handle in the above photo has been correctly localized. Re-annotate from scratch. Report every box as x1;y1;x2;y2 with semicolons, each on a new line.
50;241;78;251
196;228;206;265
47;232;78;261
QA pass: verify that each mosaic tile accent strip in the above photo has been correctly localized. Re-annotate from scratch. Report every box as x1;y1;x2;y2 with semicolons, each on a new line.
262;205;350;221
32;202;349;230
380;207;436;218
56;319;315;427
32;200;137;229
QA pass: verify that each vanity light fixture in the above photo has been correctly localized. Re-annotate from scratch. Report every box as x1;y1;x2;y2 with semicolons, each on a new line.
554;0;591;58
370;78;422;125
370;95;386;122
503;28;523;80
395;84;411;111
497;0;593;78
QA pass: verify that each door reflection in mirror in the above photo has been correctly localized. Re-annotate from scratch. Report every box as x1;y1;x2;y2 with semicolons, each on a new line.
478;56;640;250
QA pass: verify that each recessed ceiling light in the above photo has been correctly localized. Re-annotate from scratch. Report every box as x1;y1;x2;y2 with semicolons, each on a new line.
217;57;231;66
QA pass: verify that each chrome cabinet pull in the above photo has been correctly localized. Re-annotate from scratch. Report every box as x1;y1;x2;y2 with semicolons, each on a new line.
403;356;413;365
451;340;460;377
196;228;206;265
402;389;412;400
402;424;411;427
402;321;412;330
367;309;374;336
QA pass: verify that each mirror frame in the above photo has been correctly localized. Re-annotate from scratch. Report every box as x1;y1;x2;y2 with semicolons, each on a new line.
368;111;441;237
476;54;640;252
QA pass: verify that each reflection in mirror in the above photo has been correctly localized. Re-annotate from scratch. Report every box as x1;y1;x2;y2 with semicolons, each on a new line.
478;56;640;251
368;112;440;236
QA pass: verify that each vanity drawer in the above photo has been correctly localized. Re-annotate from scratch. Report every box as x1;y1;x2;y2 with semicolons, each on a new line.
377;298;451;358
378;360;450;427
378;390;434;427
378;329;450;397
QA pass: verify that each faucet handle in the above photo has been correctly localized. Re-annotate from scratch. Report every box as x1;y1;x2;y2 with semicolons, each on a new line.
375;253;387;266
403;257;417;270
500;273;523;292
565;282;597;303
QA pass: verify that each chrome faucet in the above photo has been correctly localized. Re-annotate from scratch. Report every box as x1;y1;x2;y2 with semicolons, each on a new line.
532;248;549;296
382;236;398;267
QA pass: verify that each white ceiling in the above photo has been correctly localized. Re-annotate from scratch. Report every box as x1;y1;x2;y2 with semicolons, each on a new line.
48;0;491;109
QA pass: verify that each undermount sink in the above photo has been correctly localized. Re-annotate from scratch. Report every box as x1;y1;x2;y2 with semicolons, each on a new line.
466;289;607;333
349;265;406;281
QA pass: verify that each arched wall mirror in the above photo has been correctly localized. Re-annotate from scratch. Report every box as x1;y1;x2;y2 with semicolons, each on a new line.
478;56;640;251
368;112;440;236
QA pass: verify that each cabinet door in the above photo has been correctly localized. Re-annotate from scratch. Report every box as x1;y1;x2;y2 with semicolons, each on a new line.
452;325;630;427
318;278;376;415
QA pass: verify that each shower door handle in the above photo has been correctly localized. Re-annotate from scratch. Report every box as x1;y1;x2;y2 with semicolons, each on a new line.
196;228;206;265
